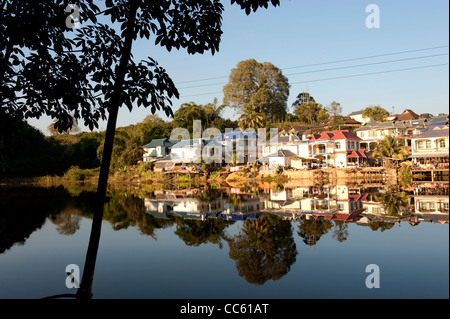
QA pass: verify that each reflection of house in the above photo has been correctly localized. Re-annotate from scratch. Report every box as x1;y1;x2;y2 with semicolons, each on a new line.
144;191;225;220
264;186;365;216
414;195;449;214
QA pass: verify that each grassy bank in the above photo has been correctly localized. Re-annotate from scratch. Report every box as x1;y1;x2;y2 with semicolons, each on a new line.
3;163;403;191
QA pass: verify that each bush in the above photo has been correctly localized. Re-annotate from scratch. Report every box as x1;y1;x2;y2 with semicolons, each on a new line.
64;166;98;182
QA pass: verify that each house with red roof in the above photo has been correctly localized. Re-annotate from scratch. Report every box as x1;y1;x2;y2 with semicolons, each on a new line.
297;130;370;168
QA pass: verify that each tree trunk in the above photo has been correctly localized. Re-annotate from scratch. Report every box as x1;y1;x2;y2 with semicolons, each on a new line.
76;0;139;300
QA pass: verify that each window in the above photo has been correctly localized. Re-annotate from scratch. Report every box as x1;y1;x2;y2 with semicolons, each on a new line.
426;140;432;148
373;207;382;214
444;203;449;211
335;142;341;149
430;202;435;210
351;141;356;149
439;140;446;148
421;203;427;210
360;132;365;138
368;130;376;137
418;141;424;149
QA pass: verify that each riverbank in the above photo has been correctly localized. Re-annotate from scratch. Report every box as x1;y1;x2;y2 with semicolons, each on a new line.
1;165;404;190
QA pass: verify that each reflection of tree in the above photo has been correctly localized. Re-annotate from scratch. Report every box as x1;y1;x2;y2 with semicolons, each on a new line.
197;188;222;204
0;187;72;254
332;220;349;243
52;206;82;235
374;191;409;216
297;218;333;246
102;191;145;230
368;221;395;232
229;194;243;210
138;214;176;240
175;218;230;248
228;213;297;285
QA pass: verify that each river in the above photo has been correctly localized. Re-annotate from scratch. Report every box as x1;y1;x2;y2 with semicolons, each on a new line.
0;182;448;299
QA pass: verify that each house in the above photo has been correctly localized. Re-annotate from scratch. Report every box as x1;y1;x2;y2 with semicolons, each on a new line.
142;138;178;162
395;109;420;121
410;123;449;168
259;149;297;169
171;139;223;163
348;110;372;124
214;130;262;164
263;129;302;157
355;119;427;151
322;116;362;130
298;130;368;168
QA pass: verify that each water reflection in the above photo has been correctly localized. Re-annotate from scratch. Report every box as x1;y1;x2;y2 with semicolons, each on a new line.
0;182;448;297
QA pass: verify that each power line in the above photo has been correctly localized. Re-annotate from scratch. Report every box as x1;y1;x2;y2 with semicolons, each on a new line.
175;45;448;85
179;63;449;98
290;63;448;85
177;52;448;89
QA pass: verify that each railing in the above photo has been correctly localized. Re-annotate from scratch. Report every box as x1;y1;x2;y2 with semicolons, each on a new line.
411;163;449;170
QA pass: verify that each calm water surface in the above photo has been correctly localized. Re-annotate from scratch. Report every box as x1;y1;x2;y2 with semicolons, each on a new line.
0;184;448;299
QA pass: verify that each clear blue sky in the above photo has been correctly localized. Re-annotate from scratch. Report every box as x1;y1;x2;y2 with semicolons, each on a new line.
28;0;449;134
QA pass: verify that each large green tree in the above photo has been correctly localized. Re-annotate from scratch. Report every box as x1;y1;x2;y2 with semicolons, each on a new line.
172;99;225;134
362;105;390;122
293;100;329;125
223;59;290;121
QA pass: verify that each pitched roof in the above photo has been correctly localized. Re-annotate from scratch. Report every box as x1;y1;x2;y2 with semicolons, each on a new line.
396;109;420;121
308;130;361;141
171;139;208;148
413;125;449;139
262;149;297;159
347;149;369;158
348;110;364;115
143;138;175;148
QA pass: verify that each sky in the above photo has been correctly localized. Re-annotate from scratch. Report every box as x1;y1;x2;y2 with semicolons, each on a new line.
27;0;449;134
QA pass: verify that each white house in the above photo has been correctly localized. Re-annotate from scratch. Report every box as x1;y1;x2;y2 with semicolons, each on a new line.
142;138;178;162
410;123;449;168
298;130;368;168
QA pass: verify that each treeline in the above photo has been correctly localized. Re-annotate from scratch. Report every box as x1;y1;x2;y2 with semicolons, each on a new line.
1;58;393;180
0;112;173;179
